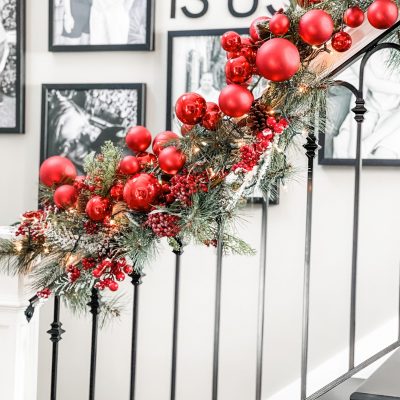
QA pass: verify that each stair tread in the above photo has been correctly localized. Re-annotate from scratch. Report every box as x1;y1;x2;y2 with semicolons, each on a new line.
318;378;365;400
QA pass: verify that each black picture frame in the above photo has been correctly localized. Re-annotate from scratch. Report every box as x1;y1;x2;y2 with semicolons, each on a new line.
40;83;146;171
48;0;155;52
0;0;25;134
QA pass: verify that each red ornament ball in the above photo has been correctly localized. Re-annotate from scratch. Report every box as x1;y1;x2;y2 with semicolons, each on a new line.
225;56;252;84
344;6;365;28
201;102;221;131
269;13;290;36
299;10;334;46
53;185;78;209
86;196;110;221
119;156;140;175
367;0;398;29
175;92;207;125
219;84;254;118
152;131;179;155
256;38;300;82
110;183;125;201
249;16;270;42
240;45;257;65
158;147;186;175
136;152;157;168
331;31;352;52
125;126;152;153
220;31;242;52
39;156;77;187
123;173;161;212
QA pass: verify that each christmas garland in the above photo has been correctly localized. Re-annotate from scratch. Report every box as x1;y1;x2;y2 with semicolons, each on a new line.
1;0;399;316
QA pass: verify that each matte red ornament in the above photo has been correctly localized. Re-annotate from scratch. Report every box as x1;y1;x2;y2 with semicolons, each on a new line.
218;84;254;118
86;196;110;221
119;156;140;175
331;31;352;52
152;131;179;155
158;147;186;175
256;38;300;82
136;152;157;168
299;10;334;46
125;126;152;153
220;31;242;52
344;6;365;28
110;183;124;201
123;173;161;212
201;102;221;131
39;156;77;187
367;0;398;29
225;56;252;84
269;13;290;36
175;92;207;125
53;185;78;209
181;124;194;135
249;16;270;42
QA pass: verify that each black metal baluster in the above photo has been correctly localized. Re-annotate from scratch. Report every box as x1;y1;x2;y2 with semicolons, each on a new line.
212;220;224;400
88;288;100;400
170;241;184;400
255;197;269;400
300;133;318;400
47;295;65;400
129;272;144;400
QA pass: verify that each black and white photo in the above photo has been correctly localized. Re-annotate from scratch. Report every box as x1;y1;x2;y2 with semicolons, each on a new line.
0;0;24;133
49;0;154;51
41;83;146;174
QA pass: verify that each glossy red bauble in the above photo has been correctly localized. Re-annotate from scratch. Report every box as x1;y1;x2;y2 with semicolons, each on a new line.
39;156;77;187
110;183;124;201
201;102;221;131
218;84;254;118
86;196;110;221
249;16;270;42
220;31;242;52
158;147;186;175
367;0;398;29
225;56;252;84
240;46;257;65
175;92;207;125
53;185;78;209
125;126;152;153
123;173;161;212
136;152;157;168
331;31;352;52
119;156;140;175
299;10;334;46
344;6;365;28
152;131;179;155
269;13;290;36
256;38;300;82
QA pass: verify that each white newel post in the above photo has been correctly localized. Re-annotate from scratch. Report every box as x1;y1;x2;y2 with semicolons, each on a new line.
0;227;39;400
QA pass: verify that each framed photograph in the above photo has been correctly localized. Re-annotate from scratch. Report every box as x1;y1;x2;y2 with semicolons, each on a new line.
49;0;155;52
0;0;25;133
41;83;146;174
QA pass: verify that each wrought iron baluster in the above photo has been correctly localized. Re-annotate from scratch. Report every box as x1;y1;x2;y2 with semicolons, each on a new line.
88;288;100;400
47;295;65;400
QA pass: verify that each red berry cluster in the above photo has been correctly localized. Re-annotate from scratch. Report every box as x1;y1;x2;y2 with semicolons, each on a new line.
93;257;133;292
74;176;96;194
16;211;46;241
204;239;218;247
37;288;51;299
82;257;96;270
168;171;209;205
67;265;81;283
83;220;100;235
145;213;181;238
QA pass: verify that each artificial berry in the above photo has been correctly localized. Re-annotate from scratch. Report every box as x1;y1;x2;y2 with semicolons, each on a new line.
145;213;181;238
108;281;119;292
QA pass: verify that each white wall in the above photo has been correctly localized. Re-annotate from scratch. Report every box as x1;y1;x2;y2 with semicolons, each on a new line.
0;1;399;399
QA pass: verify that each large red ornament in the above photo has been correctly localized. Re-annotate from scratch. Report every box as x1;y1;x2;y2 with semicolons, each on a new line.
249;16;270;42
152;131;179;155
53;185;78;209
175;92;207;125
119;156;140;175
125;126;152;153
39;156;77;187
201;102;221;131
367;0;398;29
220;31;242;52
86;196;110;221
123;173;161;212
299;10;334;46
225;56;252;84
331;31;352;52
218;84;254;117
158;147;186;175
256;38;300;82
344;6;365;28
269;13;290;36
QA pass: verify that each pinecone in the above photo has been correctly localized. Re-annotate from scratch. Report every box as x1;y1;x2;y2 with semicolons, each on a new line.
76;193;89;214
247;102;271;132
